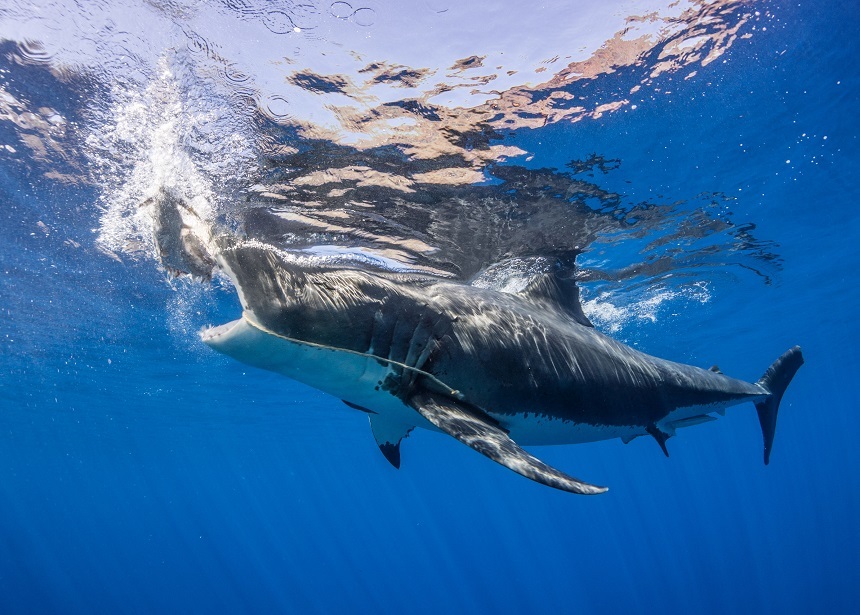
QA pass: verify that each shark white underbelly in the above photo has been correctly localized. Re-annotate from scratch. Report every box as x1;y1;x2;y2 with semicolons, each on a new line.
202;313;437;432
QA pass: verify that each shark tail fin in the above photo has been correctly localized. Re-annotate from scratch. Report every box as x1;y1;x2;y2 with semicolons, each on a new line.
755;346;804;465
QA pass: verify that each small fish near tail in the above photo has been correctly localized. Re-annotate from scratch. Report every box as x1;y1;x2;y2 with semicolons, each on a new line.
755;346;804;465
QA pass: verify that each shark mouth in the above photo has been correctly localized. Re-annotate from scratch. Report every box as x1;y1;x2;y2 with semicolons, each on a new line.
200;318;244;343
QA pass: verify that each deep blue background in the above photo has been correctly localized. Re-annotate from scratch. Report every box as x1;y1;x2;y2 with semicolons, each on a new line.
1;2;858;613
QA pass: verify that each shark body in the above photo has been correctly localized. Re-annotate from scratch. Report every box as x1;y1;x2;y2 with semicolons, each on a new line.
200;238;803;495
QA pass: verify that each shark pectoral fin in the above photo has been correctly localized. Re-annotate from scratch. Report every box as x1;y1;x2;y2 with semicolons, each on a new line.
408;392;607;495
369;415;414;470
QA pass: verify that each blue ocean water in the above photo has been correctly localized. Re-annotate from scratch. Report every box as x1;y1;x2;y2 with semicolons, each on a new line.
1;1;858;613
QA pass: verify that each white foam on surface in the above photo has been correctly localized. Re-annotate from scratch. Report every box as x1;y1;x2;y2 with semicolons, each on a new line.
88;57;254;262
583;281;711;333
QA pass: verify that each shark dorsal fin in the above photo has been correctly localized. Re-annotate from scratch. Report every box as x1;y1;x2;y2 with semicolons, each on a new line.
521;268;594;328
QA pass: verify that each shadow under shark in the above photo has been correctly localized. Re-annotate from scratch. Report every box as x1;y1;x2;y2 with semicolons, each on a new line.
197;236;802;495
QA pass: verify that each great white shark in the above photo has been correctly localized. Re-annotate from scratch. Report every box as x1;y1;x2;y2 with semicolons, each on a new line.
150;189;804;495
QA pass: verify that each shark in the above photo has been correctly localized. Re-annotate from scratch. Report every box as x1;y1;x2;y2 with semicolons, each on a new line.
200;238;802;495
148;188;804;495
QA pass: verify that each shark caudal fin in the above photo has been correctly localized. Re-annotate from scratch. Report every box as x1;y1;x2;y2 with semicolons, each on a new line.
755;346;804;465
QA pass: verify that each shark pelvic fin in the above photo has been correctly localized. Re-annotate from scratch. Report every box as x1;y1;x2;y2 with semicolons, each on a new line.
408;392;607;495
369;415;414;469
646;423;671;457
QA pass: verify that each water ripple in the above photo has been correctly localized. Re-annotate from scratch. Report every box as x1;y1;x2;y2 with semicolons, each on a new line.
261;95;292;122
329;1;374;26
222;0;260;15
352;7;376;27
15;39;54;66
263;9;297;35
0;0;779;297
